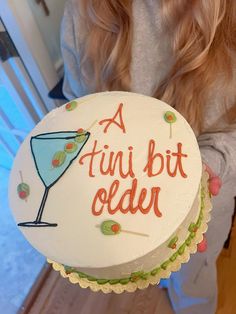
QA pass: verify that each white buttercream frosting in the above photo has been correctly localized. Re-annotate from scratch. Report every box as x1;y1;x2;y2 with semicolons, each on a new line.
9;92;202;276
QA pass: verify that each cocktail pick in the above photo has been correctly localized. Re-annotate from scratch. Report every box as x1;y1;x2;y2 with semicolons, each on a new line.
17;171;30;202
164;111;177;139
96;220;149;237
87;120;98;131
76;120;98;135
65;95;97;112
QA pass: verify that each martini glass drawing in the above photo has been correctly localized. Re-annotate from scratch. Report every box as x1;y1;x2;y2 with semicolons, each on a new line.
18;130;90;227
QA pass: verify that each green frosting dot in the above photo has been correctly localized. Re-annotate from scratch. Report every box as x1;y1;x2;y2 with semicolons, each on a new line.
170;252;179;262
17;183;30;199
188;222;197;232
64;141;78;153
75;134;86;143
109;279;120;285
64;266;73;274
161;261;170;270
178;243;186;255
77;272;87;278
141;273;149;280
66;101;77;111
168;236;178;249
185;236;192;246
151;268;160;276
131;271;143;277
52;151;66;167
164;111;177;123
190;231;196;239
130;271;144;282
100;220;121;235
97;279;109;285
119;278;130;285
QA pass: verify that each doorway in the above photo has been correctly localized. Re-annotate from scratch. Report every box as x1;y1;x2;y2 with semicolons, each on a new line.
0;1;66;311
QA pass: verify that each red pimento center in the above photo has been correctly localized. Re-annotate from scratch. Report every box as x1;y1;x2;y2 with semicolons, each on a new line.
111;224;120;233
167;115;173;121
66;143;73;149
66;104;71;110
171;243;177;249
19;191;27;199
77;128;84;134
131;275;139;282
52;159;59;167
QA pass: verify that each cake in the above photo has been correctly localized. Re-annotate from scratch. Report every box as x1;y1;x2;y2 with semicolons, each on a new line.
9;92;211;292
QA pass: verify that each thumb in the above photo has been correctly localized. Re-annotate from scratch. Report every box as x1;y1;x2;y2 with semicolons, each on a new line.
204;164;222;196
197;235;207;253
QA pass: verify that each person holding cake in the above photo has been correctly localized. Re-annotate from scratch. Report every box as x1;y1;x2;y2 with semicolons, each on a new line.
60;1;236;313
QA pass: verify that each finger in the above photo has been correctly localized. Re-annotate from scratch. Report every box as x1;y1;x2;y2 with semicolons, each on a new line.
197;235;207;253
209;177;222;196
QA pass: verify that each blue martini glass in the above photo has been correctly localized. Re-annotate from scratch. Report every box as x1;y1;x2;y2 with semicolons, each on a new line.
18;131;90;227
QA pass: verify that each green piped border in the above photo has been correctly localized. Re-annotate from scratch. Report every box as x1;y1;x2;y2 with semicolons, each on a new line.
63;186;206;286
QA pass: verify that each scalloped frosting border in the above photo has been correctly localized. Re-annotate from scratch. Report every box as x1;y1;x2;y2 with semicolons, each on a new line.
47;170;212;294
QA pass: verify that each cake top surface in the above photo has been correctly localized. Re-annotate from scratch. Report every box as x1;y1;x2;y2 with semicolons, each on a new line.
9;92;202;268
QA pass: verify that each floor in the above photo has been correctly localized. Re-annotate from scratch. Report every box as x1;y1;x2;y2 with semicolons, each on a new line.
17;213;236;314
0;167;45;314
27;269;174;314
216;219;236;314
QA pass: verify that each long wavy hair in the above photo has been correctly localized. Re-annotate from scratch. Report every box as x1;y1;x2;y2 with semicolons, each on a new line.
78;0;236;134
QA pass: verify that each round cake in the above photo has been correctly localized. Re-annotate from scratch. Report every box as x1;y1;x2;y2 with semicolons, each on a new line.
9;91;210;292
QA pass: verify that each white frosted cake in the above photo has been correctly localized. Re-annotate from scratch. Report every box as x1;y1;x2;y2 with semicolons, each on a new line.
9;92;209;291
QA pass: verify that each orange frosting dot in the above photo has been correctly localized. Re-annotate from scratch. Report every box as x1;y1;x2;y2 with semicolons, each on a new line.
19;191;27;199
52;159;59;167
77;128;84;134
111;224;120;233
66;143;73;149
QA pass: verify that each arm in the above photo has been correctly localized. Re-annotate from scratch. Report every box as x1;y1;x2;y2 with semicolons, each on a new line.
198;130;236;184
60;0;88;100
196;130;236;252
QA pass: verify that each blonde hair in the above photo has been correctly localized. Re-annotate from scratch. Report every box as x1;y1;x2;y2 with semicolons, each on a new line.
78;0;236;134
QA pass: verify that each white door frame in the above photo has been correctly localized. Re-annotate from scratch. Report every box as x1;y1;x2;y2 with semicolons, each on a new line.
0;0;62;110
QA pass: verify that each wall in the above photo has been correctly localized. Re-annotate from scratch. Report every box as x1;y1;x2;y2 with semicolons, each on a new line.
26;0;66;75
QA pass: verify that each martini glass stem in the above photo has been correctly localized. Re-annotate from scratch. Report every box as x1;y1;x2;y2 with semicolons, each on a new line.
35;187;50;223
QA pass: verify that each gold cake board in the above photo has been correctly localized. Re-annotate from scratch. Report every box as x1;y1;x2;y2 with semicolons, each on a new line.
47;170;212;294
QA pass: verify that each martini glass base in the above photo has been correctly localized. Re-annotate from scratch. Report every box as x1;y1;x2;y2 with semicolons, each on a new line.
18;221;58;227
